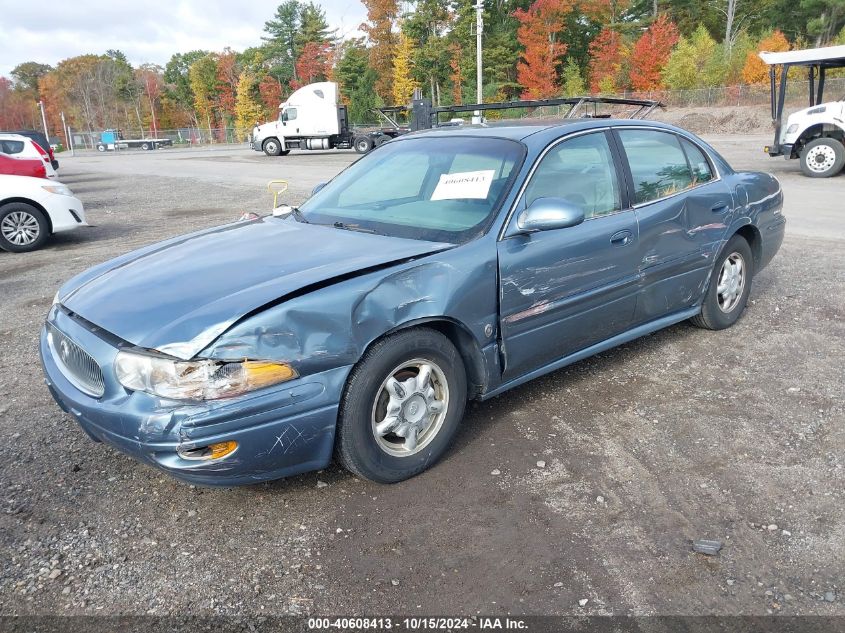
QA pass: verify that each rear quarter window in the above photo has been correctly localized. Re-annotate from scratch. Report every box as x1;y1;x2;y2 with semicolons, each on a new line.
679;138;714;185
0;140;25;154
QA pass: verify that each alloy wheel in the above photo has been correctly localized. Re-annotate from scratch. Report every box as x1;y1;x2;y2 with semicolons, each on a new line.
1;211;40;246
717;252;746;313
370;358;449;457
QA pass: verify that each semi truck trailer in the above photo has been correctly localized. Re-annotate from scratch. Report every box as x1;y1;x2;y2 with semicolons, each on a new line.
96;129;173;152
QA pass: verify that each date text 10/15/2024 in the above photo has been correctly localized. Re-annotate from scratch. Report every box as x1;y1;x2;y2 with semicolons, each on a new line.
307;617;528;630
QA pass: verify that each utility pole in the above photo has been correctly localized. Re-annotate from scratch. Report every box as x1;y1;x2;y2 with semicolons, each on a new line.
37;100;50;145
473;0;484;124
60;111;70;155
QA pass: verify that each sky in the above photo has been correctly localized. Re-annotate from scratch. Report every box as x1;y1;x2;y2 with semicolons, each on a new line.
0;0;369;78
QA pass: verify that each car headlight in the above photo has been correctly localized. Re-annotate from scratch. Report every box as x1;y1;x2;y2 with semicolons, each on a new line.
114;351;297;400
785;124;799;135
42;184;73;196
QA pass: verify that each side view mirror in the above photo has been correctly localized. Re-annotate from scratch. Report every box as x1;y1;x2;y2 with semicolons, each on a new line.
281;111;288;122
311;182;327;196
514;197;585;234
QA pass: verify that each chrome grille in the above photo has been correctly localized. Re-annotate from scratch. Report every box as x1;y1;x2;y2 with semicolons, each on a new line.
47;323;105;398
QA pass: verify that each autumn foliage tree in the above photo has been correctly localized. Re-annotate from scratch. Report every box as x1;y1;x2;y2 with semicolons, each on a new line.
579;0;632;24
292;41;331;88
258;74;283;115
629;15;680;90
741;30;790;84
392;31;418;105
0;77;39;129
361;0;399;102
449;43;464;105
235;72;265;139
215;50;239;124
588;27;625;93
513;0;575;99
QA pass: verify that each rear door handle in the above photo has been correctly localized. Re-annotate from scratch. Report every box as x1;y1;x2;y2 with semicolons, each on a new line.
610;230;633;246
711;202;730;213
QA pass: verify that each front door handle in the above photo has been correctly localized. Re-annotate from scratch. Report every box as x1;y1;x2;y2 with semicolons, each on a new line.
711;202;730;213
610;230;633;246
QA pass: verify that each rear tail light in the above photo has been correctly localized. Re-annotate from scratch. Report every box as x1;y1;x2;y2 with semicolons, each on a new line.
36;164;47;178
31;141;51;163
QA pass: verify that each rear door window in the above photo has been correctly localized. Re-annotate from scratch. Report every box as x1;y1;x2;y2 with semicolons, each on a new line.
618;129;694;204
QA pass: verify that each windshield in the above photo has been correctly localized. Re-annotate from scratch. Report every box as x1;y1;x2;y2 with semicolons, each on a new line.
298;135;524;243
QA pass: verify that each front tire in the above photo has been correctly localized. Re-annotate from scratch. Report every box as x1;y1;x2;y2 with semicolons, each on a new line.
263;138;283;156
0;203;50;253
691;235;754;330
336;328;467;483
800;137;845;178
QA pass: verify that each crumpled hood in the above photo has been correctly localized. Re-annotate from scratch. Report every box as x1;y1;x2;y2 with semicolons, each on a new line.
60;217;451;359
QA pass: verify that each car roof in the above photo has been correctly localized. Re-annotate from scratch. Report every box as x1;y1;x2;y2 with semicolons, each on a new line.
0;134;32;141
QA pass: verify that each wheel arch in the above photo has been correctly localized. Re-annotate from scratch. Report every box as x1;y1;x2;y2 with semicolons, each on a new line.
733;224;762;269
368;317;488;399
795;122;845;152
0;197;53;234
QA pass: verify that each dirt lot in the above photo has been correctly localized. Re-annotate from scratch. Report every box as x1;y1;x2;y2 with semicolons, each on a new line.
0;135;842;618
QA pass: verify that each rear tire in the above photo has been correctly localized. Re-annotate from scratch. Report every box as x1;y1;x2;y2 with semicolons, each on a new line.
263;138;283;156
96;144;105;152
353;136;373;154
141;142;150;150
0;202;50;253
336;328;467;483
800;137;845;178
690;235;754;330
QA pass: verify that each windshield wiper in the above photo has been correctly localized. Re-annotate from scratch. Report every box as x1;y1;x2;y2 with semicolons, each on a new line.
291;207;310;224
331;221;379;234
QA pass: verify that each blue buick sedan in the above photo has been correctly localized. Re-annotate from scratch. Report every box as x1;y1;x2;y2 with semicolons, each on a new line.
41;120;785;485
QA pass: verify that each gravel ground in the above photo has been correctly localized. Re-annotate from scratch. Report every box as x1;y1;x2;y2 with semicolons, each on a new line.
0;137;842;617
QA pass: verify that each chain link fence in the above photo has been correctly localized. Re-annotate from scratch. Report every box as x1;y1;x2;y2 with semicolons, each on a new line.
64;78;845;151
66;123;391;151
68;128;249;151
621;77;845;109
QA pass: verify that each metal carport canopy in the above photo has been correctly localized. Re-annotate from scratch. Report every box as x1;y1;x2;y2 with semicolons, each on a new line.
759;45;845;67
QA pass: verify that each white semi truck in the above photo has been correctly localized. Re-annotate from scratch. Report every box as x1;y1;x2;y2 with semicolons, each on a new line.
251;82;406;156
761;45;845;178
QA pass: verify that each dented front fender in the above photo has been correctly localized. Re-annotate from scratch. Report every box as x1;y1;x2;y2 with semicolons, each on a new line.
202;241;501;388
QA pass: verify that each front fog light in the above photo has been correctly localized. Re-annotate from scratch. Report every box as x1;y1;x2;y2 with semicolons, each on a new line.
115;351;297;400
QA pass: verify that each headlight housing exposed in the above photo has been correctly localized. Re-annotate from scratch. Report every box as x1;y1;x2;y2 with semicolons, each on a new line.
114;351;297;400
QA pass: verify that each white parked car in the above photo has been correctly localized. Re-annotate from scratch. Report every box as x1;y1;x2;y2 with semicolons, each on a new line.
0;175;86;252
0;133;59;179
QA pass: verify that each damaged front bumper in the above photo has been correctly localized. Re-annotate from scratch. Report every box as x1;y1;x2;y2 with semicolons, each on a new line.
40;306;349;487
